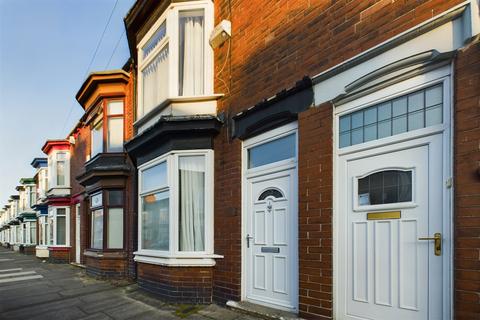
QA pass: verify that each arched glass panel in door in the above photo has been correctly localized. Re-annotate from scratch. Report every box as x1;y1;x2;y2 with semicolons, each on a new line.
357;170;412;206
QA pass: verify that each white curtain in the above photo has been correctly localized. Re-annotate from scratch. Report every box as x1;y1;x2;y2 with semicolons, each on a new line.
142;46;169;115
179;156;205;251
179;12;204;96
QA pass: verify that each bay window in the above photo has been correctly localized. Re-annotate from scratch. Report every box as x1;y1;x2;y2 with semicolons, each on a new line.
137;1;214;119
48;207;69;246
48;151;69;189
90;100;125;157
89;190;124;250
137;150;214;263
91;118;103;157
38;216;47;246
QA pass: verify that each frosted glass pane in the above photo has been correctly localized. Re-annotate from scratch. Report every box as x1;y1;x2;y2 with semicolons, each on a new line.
339;115;351;132
141;162;167;192
108;208;123;249
364;108;377;125
351;128;363;145
91;210;103;249
408;91;424;112
392;97;407;116
364;124;377;142
426;106;442;126
107;117;124;152
107;101;123;115
378;102;391;121
248;134;295;168
378;120;391;138
408;110;424;130
351;112;363;129
392;116;407;135
141;191;169;251
339;132;350;148
426;85;442;107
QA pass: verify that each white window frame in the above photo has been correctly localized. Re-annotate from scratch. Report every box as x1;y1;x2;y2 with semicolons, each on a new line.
135;149;218;266
136;0;214;120
48;151;70;189
47;207;70;247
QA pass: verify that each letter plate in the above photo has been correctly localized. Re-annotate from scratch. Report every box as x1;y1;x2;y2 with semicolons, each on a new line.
261;247;280;253
367;211;401;220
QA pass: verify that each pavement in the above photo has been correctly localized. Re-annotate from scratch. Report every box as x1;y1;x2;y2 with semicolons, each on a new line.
0;248;261;320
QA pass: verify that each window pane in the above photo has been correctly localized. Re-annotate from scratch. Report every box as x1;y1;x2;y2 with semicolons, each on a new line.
364;124;377;142
30;224;36;244
179;156;205;251
142;21;166;59
57;161;65;186
91;209;103;249
107;101;123;115
141;191;169;250
91;121;103;157
408;110;424;131
141;162;167;192
339;132;351;148
392;97;407;117
107;117;124;152
248;134;296;168
426;106;442;126
392;116;407;135
179;10;204;96
108;208;123;249
408;91;424;112
142;45;169;116
378;102;391;121
351;112;363;129
358;170;412;206
339;115;351;132
425;85;442;107
108;190;123;206
364;107;377;125
378;120;391;139
351;128;363;145
57;216;66;245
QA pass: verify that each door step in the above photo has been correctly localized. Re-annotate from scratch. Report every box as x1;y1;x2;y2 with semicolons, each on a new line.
226;301;303;320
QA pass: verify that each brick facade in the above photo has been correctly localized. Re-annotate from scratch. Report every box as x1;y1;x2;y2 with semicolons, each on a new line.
137;263;213;304
453;37;480;320
48;247;71;264
85;253;128;279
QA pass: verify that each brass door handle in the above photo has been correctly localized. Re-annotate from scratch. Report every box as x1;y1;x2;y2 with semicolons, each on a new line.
418;232;442;256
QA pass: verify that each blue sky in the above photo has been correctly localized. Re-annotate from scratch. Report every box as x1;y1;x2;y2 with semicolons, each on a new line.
0;0;136;205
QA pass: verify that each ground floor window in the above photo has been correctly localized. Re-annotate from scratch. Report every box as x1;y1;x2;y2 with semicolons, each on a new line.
38;216;48;245
137;150;213;258
89;190;124;250
48;207;69;246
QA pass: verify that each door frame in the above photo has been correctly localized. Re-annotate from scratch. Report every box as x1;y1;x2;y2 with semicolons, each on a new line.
241;121;299;311
333;65;453;319
75;203;81;264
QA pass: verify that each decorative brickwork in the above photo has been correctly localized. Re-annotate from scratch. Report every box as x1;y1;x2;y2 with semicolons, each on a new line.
137;263;213;304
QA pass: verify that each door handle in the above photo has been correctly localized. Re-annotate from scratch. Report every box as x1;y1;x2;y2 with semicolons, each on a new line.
246;234;254;248
418;232;442;256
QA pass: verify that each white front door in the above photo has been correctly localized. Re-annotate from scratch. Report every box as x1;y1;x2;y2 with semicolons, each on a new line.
338;134;447;320
246;169;298;311
75;204;81;264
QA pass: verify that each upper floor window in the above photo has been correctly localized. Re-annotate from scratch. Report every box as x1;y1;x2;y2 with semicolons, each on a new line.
48;151;69;189
90;100;125;158
56;153;66;186
137;2;213;119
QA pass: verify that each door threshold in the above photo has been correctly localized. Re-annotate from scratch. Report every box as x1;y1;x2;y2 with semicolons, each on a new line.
70;262;86;269
226;301;303;320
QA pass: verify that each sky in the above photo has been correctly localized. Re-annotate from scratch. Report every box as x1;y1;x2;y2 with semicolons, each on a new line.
0;0;136;206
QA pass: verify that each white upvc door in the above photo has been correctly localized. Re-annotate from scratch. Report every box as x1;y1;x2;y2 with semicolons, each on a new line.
246;168;298;311
338;133;447;320
75;204;81;264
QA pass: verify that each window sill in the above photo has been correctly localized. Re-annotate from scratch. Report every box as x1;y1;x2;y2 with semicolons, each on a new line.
134;251;223;267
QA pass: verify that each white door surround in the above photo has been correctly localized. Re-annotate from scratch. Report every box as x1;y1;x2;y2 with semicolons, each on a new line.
75;204;81;264
241;122;299;312
334;67;453;320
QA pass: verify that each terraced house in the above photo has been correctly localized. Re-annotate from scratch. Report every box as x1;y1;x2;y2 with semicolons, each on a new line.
0;0;479;319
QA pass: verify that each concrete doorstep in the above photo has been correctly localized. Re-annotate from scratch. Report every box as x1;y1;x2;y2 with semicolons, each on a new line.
226;301;304;320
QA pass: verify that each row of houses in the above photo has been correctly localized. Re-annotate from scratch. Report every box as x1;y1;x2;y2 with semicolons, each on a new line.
0;1;479;319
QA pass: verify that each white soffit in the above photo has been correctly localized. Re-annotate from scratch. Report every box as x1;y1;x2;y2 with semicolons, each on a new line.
313;3;475;106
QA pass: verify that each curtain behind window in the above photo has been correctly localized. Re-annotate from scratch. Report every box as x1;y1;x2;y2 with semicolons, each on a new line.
179;11;204;96
179;156;205;251
142;46;169;115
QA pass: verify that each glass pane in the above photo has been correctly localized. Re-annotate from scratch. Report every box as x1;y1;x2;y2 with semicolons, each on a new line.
248;134;296;168
425;85;442;107
30;224;36;244
141;191;169;250
358;170;412;206
108;190;123;206
57;161;65;186
351;112;363;129
408;91;424;112
91;121;103;157
107;117;124;152
378;102;391;121
141;161;167;192
142;45;169;116
91;209;103;249
339;115;351;132
426;106;442;126
108;208;123;249
408;110;424;131
339;132;351;148
107;101;123;115
392;115;407;135
364;107;377;125
378;120;391;138
56;216;66;245
142;21;166;58
179;156;205;251
179;10;204;96
364;124;377;142
392;97;407;117
351;128;363;145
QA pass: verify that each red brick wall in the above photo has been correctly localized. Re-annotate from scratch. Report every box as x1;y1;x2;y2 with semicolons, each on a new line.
454;37;480;320
137;263;213;304
48;247;71;264
85;255;128;279
298;104;333;319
